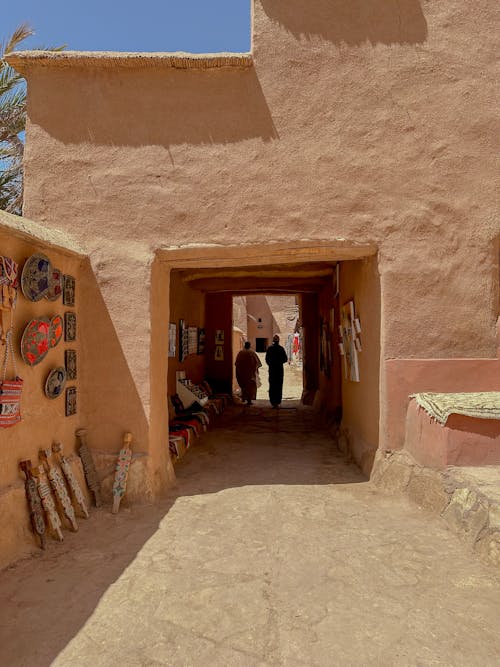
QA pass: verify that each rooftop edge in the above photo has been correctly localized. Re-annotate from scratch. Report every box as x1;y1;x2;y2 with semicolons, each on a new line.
5;50;254;74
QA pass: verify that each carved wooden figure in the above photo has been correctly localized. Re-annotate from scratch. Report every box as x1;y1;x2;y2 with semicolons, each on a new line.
112;432;133;514
76;428;102;507
40;448;78;532
52;441;89;519
19;460;46;549
32;465;64;541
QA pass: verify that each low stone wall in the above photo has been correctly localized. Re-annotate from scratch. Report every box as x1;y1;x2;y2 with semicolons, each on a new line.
371;449;500;568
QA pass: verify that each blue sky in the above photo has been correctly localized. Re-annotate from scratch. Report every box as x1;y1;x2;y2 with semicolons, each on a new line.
2;0;251;53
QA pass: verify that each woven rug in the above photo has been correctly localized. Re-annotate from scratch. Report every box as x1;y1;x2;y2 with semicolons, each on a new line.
411;392;500;425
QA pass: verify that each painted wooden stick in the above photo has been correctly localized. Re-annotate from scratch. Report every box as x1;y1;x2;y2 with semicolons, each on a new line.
52;442;89;519
32;465;64;541
19;460;46;549
75;428;102;507
112;432;133;514
40;449;78;532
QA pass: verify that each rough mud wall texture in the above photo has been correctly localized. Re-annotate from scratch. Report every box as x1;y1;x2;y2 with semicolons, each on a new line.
0;218;86;567
6;1;499;475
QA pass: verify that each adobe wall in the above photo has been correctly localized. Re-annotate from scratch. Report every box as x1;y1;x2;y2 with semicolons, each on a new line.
7;1;499;488
0;213;87;568
167;272;205;390
340;257;382;474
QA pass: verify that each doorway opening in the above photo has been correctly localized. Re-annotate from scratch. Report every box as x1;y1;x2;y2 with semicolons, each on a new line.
157;241;380;475
255;338;267;352
232;293;303;403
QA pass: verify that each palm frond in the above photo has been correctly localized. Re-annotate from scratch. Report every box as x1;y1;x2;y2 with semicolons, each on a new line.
1;23;34;58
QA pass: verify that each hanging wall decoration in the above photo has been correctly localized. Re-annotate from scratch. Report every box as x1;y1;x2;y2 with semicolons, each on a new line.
0;255;19;344
197;327;206;355
340;300;360;382
168;323;176;358
64;312;77;342
0;329;23;428
21;317;51;366
188;326;198;355
45;367;67;399
65;349;77;380
76;428;102;507
63;275;76;307
49;314;64;348
21;253;51;302
65;386;77;416
46;267;63;302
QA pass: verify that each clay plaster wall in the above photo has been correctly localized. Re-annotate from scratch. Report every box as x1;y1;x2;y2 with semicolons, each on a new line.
0;217;87;568
340;257;381;474
7;0;499;490
167;272;205;391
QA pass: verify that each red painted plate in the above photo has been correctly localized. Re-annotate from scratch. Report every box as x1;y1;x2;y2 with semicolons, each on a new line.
21;318;51;366
49;314;63;349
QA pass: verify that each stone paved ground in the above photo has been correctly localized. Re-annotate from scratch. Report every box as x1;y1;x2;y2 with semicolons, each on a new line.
1;405;499;667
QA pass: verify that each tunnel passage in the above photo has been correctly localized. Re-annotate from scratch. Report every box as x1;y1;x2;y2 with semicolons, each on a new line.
156;243;381;476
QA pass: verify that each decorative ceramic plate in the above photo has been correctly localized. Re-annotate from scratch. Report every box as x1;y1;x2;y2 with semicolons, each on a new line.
46;267;63;301
21;318;51;366
45;367;67;399
21;253;52;302
49;314;64;349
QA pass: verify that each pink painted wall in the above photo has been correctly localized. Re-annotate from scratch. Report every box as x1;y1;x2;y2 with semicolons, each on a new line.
405;400;500;469
384;357;500;452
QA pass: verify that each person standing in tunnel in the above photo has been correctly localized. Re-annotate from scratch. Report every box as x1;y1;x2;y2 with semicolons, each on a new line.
265;334;288;408
235;341;262;406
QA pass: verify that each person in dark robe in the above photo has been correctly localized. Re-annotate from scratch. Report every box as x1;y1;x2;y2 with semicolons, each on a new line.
235;341;262;406
265;334;288;408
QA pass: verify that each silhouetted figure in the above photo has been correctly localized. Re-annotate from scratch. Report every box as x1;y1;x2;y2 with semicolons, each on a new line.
235;341;262;406
265;334;288;408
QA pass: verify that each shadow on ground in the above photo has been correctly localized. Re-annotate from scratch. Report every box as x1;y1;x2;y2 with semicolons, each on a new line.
0;404;358;667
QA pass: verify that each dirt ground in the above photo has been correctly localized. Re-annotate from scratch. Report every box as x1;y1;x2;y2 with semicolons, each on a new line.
1;405;499;666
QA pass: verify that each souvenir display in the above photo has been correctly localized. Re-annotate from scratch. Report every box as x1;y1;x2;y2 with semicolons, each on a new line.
46;267;63;301
65;386;77;416
64;312;76;342
20;253;51;302
21;317;50;366
0;329;23;428
40;448;78;532
112;432;133;514
52;442;89;519
168;323;176;358
32;464;64;541
188;326;198;355
340;300;361;382
178;319;187;362
45;367;67;399
0;256;19;343
63;275;75;307
65;349;77;380
76;428;102;507
19;460;46;549
49;314;63;348
197;327;206;355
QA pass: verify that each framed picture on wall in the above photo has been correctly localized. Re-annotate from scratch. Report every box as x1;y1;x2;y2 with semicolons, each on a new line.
215;330;224;345
168;323;176;358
